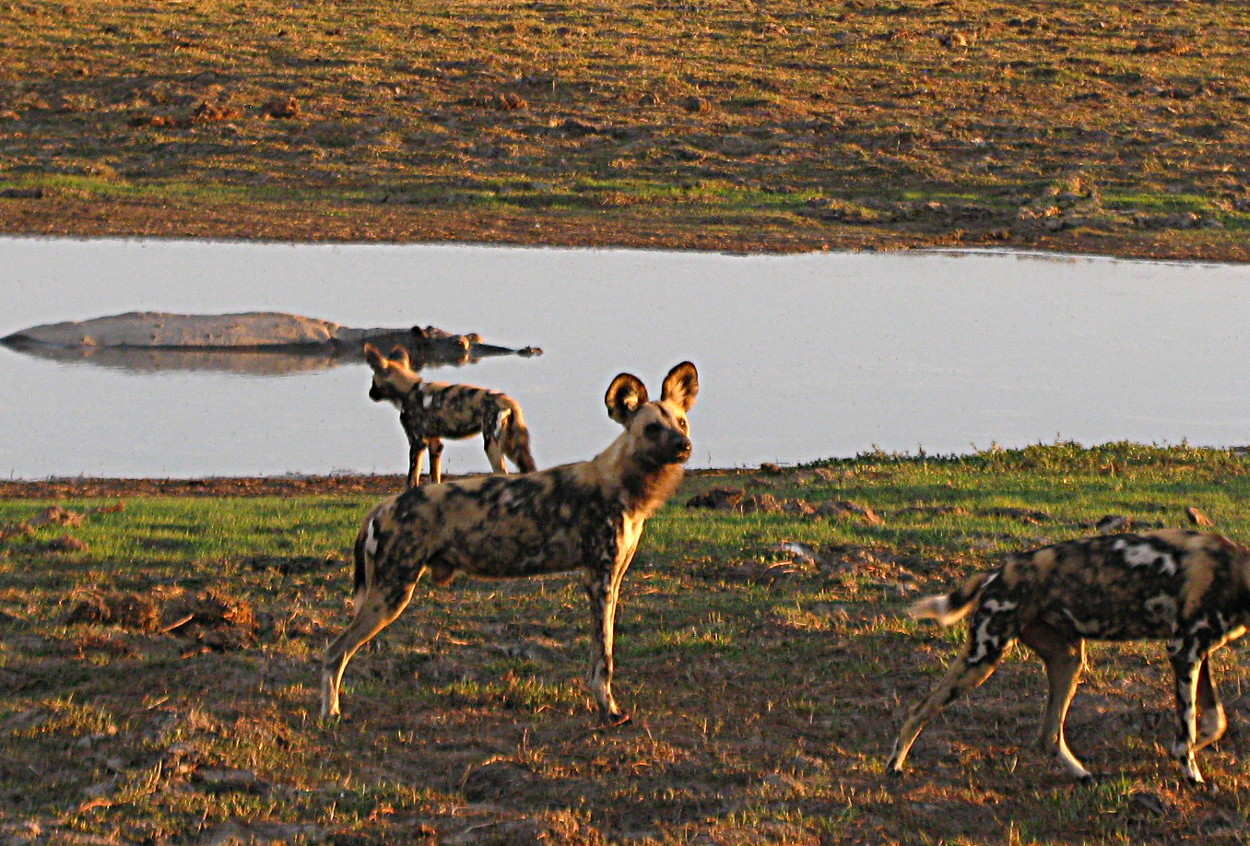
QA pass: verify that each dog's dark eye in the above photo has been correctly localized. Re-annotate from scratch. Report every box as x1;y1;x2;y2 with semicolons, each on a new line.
645;422;665;437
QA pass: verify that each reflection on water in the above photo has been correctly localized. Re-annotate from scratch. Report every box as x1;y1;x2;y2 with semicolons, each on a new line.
1;335;533;377
1;237;1247;479
0;310;540;376
2;339;351;376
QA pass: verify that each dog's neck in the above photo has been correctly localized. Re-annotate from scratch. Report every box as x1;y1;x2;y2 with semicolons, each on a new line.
593;433;686;519
392;374;426;400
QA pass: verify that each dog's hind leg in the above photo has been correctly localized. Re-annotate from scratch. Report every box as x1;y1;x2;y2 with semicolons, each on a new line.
887;617;1013;775
502;418;537;474
321;574;422;718
483;433;509;475
1194;657;1227;751
1020;622;1091;780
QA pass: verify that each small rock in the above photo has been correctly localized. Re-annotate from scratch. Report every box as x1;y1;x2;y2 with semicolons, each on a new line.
1130;790;1168;816
29;506;85;527
262;94;301;119
816;500;884;526
740;493;784;514
491;91;528;110
47;534;89;552
1096;514;1134;534
781;499;816;517
777;540;822;566
985;506;1051;524
190;99;239;123
680;95;712;114
686;487;744;510
559;118;602;136
1185;506;1214;527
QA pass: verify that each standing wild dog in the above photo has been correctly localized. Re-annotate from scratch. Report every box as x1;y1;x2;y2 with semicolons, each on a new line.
322;362;699;725
887;529;1250;783
363;342;537;487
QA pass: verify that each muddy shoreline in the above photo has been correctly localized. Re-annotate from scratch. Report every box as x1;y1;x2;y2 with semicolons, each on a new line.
0;470;757;500
4;195;1249;264
0;474;408;500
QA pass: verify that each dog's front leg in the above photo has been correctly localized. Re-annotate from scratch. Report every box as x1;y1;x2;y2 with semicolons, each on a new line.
1194;656;1228;751
426;437;444;484
585;562;631;726
406;439;427;488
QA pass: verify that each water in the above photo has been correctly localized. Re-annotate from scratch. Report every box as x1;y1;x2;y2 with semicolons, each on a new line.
2;237;1247;479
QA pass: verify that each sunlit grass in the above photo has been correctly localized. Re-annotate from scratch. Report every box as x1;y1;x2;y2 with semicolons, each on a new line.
4;443;1250;842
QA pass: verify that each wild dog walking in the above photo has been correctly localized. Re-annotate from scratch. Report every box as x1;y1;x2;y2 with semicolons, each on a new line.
887;529;1250;783
322;362;699;725
363;342;537;487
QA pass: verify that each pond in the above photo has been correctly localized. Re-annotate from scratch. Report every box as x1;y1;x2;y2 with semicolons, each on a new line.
2;237;1248;480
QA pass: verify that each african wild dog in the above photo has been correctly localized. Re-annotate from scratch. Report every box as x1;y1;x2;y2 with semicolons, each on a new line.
888;529;1250;783
322;362;699;725
363;342;537;487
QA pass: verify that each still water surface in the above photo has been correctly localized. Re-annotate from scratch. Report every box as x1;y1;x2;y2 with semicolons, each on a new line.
2;237;1248;479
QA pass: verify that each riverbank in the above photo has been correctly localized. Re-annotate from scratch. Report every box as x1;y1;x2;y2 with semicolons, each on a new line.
3;0;1249;263
4;192;1250;262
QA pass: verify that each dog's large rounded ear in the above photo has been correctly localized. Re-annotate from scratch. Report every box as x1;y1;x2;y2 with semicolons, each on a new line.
605;373;648;424
661;362;699;411
389;345;412;369
363;342;387;370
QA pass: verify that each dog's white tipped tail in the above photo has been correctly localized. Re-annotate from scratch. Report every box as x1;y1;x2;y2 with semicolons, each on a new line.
907;593;972;627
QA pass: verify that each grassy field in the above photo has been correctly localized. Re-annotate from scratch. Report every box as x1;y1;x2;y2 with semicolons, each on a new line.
3;443;1250;844
1;0;1249;259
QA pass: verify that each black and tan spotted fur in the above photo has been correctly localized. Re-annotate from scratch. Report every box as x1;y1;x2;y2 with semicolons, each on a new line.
888;529;1250;783
322;362;699;725
364;342;537;488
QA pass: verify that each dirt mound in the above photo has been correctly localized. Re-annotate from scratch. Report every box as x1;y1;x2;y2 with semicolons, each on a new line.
63;588;259;650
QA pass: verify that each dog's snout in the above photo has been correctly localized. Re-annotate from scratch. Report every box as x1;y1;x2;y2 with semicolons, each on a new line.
670;432;692;461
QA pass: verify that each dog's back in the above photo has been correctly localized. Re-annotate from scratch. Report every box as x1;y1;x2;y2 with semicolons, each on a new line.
917;529;1250;642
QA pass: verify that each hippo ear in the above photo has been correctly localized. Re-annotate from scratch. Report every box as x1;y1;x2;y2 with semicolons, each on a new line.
605;373;648;425
661;362;699;411
389;345;412;369
363;342;387;371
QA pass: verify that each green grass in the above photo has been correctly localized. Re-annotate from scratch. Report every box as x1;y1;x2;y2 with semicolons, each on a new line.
3;444;1250;842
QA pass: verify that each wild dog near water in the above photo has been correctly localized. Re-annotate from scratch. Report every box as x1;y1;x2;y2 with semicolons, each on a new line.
322;362;699;725
363;342;537;487
887;529;1250;783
